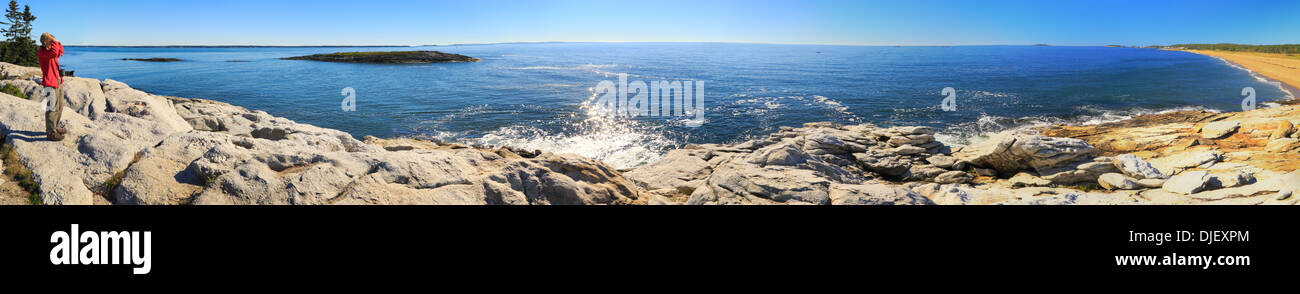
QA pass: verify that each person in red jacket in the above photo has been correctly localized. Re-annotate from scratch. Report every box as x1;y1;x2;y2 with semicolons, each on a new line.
38;32;66;141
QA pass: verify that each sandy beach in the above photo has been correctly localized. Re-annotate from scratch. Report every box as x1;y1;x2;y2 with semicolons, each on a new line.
1182;49;1300;98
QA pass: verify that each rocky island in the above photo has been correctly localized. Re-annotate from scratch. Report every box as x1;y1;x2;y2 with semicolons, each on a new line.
0;60;1295;205
282;51;480;64
122;58;183;62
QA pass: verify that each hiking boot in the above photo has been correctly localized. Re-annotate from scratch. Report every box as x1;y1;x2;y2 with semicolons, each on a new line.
48;127;67;141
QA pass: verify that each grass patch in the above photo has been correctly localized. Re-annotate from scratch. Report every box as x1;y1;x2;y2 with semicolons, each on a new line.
1052;183;1103;192
97;151;142;203
0;83;27;99
2;143;41;204
100;170;127;202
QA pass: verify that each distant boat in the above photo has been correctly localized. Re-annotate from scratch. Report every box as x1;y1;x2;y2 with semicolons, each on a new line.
1033;44;1051;46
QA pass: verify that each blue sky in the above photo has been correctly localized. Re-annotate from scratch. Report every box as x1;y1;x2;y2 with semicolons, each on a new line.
22;0;1300;46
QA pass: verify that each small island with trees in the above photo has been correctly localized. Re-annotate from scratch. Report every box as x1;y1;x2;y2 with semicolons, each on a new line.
282;50;480;64
122;58;183;62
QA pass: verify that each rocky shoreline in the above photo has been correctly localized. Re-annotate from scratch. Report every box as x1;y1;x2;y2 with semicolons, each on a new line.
0;61;1296;205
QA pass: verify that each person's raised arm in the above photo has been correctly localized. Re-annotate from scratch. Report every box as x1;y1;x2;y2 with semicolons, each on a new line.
51;39;63;58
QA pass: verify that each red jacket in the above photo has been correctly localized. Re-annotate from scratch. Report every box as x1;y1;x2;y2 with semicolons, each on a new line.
37;40;63;88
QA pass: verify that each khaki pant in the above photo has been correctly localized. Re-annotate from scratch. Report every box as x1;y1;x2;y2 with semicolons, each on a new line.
44;84;64;134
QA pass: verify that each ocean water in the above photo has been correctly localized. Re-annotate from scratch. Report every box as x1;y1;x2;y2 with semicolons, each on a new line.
60;43;1292;168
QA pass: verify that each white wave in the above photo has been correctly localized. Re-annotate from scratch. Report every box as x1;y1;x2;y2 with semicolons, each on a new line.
468;117;675;170
934;105;1224;147
1208;55;1297;100
972;91;1015;98
442;86;682;169
725;94;856;121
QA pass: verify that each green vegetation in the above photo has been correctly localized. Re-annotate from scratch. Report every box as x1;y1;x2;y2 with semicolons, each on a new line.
316;51;427;56
98;151;140;203
2;143;40;204
1052;183;1103;192
100;170;126;201
0;83;25;98
1171;43;1300;54
0;0;37;66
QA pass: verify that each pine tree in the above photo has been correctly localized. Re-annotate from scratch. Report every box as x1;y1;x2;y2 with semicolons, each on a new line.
0;0;37;66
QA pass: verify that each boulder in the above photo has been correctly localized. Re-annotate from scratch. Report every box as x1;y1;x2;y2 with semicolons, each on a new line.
57;77;109;119
1136;178;1166;189
1112;154;1167;179
903;164;949;182
892;144;926;155
1150;151;1221;176
853;151;909;177
1210;171;1255;189
1036;159;1118;184
101;79;193;133
747;141;810;166
803;131;867;155
887;134;934;147
1008;172;1051;187
687;143;867;205
1162;170;1211;195
1271;120;1294;140
933;171;973;184
926;154;961;170
1264;138;1300;153
623;149;711;195
115;132;231;204
1098;173;1140;190
1;79;40;98
0;62;39;79
953;131;1095;174
829;183;934;205
1200;121;1239;139
686;162;833;205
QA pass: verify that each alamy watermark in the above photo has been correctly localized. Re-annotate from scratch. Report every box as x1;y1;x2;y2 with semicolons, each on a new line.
940;87;957;111
341;87;357;112
39;86;57;112
50;224;152;275
592;73;705;127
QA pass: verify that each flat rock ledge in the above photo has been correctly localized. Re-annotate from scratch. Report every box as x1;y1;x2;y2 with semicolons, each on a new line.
0;61;1295;205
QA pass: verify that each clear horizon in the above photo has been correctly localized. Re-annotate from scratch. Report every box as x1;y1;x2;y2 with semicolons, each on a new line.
22;0;1300;46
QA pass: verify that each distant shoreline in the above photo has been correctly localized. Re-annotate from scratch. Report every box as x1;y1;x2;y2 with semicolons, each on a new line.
66;45;414;48
1178;49;1300;101
63;42;1157;48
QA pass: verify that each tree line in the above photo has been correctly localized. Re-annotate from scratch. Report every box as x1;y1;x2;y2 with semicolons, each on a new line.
0;0;36;66
1171;43;1300;54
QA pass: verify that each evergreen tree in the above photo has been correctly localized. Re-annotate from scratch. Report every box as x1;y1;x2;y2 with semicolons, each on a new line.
0;0;37;66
